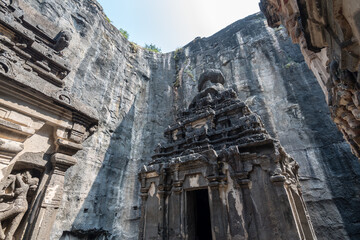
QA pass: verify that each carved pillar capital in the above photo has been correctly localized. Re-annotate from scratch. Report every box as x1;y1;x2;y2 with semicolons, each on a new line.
270;174;286;186
140;188;149;201
207;174;227;189
51;153;76;175
172;181;183;194
53;126;84;156
237;179;252;189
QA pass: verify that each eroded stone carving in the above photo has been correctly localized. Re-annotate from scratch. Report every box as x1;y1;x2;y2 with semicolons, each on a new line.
0;0;98;239
260;0;360;158
0;171;38;240
0;0;71;87
53;30;72;52
139;70;316;239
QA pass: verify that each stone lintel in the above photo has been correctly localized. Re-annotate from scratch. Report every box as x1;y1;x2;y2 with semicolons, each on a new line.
0;77;98;129
0;118;35;141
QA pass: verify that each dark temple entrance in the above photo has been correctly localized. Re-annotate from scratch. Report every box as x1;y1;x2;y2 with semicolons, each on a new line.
186;189;212;240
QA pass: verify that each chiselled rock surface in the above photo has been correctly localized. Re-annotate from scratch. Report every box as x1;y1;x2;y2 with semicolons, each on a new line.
10;0;360;239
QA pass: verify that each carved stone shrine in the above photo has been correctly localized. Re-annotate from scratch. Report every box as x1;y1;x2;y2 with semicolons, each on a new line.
0;1;98;239
138;70;317;240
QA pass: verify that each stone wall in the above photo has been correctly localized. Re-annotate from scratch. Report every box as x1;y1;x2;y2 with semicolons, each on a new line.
12;0;360;239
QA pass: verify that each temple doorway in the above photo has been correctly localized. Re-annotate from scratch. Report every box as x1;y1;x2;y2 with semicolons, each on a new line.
186;189;212;240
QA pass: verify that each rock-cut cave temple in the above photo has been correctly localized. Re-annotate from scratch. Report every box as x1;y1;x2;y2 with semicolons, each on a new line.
0;0;359;239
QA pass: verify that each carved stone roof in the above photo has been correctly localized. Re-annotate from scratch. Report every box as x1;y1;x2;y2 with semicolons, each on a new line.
149;70;274;166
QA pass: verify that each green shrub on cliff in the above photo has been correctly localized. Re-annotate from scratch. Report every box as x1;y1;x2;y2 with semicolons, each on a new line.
145;44;161;53
119;28;129;39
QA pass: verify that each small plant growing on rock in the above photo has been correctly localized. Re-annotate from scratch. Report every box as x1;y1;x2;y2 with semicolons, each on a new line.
145;44;161;53
173;48;183;87
284;61;296;69
130;42;138;53
274;26;284;32
173;48;182;61
185;69;195;82
105;16;111;23
119;28;129;39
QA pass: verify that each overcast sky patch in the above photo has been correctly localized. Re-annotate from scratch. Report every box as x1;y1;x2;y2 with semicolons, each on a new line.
98;0;260;53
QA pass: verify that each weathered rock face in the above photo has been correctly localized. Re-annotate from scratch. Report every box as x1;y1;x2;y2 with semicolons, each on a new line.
10;0;360;239
260;0;360;158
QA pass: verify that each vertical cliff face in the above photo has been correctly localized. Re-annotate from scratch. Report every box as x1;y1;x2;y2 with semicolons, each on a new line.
20;1;175;239
20;0;360;239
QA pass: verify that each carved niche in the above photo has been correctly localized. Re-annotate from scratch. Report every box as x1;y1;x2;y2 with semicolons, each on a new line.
0;170;39;240
139;70;316;239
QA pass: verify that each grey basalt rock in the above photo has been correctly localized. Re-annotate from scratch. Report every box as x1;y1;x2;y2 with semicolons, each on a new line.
18;0;360;239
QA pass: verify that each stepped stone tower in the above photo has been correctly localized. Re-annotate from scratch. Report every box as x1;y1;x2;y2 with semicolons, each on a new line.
138;70;317;240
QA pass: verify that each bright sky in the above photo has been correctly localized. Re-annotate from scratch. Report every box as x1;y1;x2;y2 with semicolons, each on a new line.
97;0;260;53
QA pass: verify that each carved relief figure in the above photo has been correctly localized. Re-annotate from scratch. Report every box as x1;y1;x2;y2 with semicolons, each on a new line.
0;171;39;240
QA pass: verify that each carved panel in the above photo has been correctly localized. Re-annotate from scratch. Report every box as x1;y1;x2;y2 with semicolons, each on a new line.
0;0;99;239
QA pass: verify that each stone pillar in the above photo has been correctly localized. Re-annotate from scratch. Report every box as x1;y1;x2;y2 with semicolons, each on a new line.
173;166;185;239
169;180;183;240
138;172;149;240
271;175;317;240
285;186;316;240
157;187;167;240
208;177;229;239
238;177;259;239
138;190;148;240
157;166;168;239
26;153;76;240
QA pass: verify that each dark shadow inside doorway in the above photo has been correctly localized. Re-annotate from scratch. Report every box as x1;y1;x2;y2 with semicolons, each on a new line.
187;189;212;240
